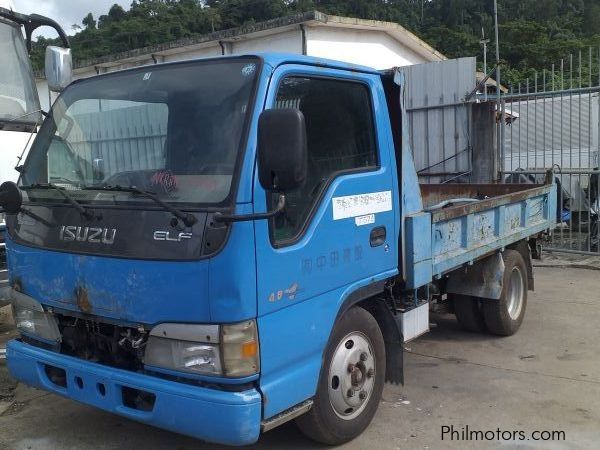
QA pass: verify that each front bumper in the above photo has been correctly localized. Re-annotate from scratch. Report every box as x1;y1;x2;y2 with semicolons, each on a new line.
7;340;262;446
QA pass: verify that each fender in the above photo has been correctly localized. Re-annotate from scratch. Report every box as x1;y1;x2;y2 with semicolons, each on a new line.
335;279;404;385
510;240;535;291
446;252;505;300
446;240;534;301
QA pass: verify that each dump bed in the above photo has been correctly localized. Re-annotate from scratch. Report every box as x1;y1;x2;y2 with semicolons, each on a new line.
403;180;557;289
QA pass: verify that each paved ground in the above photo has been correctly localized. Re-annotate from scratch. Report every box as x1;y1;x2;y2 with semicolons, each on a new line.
0;265;599;449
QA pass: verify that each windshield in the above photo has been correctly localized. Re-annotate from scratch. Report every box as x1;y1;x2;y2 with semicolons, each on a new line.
0;20;41;125
20;57;260;206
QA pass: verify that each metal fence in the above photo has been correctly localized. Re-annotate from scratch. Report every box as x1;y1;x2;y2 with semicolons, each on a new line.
498;49;600;255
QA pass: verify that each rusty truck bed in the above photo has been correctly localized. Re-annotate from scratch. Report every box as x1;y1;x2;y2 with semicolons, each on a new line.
403;180;557;288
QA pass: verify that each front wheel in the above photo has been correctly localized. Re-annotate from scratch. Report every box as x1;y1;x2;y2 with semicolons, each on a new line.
296;307;385;445
482;249;528;336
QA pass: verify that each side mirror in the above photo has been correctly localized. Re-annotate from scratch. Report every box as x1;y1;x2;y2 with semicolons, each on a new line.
0;182;23;214
45;46;73;92
258;108;307;192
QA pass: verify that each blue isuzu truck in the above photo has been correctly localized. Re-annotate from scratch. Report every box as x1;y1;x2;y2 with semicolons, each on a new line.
0;53;556;446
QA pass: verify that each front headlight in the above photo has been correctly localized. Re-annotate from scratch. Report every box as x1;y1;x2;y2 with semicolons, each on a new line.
144;321;259;378
11;289;61;342
144;336;223;375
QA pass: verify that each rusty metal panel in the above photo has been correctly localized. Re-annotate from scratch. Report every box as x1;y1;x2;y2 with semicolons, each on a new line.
420;183;536;208
422;181;553;222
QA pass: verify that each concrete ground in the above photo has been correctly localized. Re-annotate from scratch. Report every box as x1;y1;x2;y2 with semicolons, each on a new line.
0;265;599;449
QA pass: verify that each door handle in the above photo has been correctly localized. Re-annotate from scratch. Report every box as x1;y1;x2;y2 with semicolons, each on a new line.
369;226;386;247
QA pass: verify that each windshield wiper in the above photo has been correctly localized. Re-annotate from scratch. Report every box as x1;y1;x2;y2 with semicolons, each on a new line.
22;183;95;220
83;185;197;227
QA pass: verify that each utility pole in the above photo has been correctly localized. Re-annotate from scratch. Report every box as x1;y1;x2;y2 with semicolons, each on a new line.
480;26;490;101
494;0;503;181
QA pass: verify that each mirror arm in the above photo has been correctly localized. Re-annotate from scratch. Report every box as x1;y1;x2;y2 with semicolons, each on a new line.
0;8;70;51
214;195;286;223
27;14;71;49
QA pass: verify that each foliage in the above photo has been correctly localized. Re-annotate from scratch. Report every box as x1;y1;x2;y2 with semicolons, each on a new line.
29;0;600;87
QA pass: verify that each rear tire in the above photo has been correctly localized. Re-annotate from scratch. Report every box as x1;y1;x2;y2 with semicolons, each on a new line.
482;249;528;336
453;294;486;332
295;307;385;445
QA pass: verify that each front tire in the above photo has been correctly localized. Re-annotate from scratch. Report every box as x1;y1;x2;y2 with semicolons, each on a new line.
296;307;385;445
482;249;528;336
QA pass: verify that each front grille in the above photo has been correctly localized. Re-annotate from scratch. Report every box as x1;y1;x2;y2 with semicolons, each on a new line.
57;315;148;372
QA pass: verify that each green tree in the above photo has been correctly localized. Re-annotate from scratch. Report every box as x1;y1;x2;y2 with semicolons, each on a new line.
82;13;96;30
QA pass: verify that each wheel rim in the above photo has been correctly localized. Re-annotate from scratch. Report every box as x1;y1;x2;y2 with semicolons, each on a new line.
507;266;524;320
328;332;376;420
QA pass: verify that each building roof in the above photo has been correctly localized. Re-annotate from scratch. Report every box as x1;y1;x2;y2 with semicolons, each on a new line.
476;71;508;94
71;10;445;74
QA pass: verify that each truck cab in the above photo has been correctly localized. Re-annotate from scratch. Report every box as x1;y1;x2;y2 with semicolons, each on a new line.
0;3;71;291
1;53;556;446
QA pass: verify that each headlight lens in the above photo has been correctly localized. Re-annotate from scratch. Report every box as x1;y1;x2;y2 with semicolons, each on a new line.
144;336;222;375
11;290;61;342
144;320;259;378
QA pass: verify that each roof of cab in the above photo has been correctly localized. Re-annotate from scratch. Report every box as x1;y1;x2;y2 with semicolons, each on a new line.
257;52;382;75
69;52;384;86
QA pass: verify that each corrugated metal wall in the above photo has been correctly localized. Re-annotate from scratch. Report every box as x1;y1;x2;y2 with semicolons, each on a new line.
69;104;167;177
398;57;476;183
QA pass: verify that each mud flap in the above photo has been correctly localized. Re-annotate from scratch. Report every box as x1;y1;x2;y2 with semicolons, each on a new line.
363;300;404;385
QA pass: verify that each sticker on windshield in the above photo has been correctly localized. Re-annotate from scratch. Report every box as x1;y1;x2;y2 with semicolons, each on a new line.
241;64;256;77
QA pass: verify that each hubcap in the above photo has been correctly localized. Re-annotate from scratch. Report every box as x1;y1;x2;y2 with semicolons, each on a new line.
328;332;375;420
507;266;524;320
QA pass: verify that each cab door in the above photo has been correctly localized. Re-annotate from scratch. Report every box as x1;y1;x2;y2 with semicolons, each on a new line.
255;65;398;316
254;64;399;418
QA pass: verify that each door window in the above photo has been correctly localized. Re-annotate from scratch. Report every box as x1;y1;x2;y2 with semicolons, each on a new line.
271;76;378;243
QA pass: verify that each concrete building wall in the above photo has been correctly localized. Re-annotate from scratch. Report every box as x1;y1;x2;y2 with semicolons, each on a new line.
305;26;428;69
163;45;221;62
231;29;302;54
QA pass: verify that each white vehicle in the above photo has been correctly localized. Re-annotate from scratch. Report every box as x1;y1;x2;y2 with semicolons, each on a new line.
0;1;71;294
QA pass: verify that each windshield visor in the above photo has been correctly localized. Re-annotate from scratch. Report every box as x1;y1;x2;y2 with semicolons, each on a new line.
0;20;41;125
20;58;260;206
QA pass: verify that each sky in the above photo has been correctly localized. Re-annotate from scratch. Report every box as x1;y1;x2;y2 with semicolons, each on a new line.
12;0;131;36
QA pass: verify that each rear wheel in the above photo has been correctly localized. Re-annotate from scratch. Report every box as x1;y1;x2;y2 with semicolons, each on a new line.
296;307;385;445
453;294;486;332
482;249;528;336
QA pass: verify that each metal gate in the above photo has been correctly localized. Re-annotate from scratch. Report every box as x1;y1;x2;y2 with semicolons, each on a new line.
499;50;600;255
